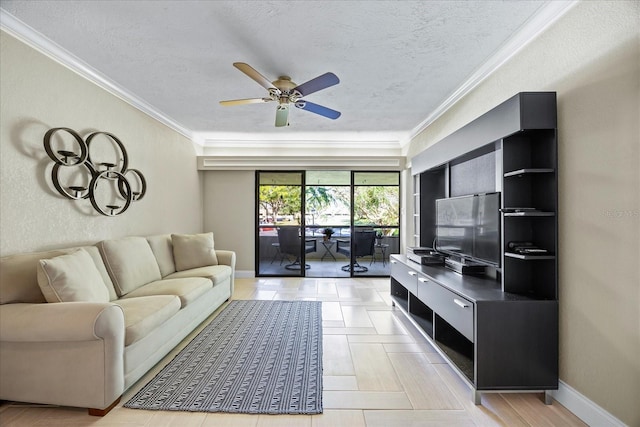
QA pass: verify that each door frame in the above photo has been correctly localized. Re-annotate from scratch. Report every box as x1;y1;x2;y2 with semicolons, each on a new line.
255;170;400;278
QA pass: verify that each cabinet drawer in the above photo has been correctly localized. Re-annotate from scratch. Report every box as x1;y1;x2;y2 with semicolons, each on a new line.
419;281;474;342
390;259;418;294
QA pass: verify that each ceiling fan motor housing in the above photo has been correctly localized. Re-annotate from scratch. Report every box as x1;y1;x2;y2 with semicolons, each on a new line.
273;76;296;91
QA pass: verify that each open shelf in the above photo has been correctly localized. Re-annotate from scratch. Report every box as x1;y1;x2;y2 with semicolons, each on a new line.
390;294;408;312
503;211;555;217
391;279;409;311
502;255;557;299
409;293;434;339
435;313;474;382
504;168;554;178
410;313;434;339
505;252;556;260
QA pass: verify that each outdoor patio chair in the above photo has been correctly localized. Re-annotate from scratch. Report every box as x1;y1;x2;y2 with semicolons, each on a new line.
336;230;376;272
277;226;317;270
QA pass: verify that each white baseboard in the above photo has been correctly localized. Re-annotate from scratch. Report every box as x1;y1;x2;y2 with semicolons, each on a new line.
549;380;626;426
234;270;255;278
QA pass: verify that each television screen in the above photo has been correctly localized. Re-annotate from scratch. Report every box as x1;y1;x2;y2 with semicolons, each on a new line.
435;195;474;256
473;193;501;265
435;193;500;266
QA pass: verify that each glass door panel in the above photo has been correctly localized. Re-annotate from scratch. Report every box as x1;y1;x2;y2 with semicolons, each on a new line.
256;172;305;276
305;171;351;278
350;172;400;276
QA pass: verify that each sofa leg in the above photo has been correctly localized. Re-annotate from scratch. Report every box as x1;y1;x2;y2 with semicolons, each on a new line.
88;396;121;416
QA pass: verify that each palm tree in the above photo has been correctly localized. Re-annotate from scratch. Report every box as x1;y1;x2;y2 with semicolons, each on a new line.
305;186;334;217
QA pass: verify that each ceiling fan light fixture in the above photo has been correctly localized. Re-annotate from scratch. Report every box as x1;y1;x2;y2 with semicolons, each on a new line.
275;104;290;127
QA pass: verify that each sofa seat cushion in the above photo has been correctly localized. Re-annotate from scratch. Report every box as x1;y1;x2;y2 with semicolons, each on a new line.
115;295;180;346
121;278;212;308
164;265;232;287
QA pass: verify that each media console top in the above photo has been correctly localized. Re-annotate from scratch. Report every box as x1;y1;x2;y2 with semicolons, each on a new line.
392;254;546;303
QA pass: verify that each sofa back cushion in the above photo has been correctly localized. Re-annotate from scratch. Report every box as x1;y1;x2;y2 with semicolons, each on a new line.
80;245;119;301
0;250;64;304
98;237;162;296
172;232;218;271
0;245;118;304
146;234;176;277
36;248;110;303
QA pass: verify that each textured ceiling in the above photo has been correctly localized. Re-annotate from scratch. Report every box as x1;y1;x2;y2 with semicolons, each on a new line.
1;1;553;144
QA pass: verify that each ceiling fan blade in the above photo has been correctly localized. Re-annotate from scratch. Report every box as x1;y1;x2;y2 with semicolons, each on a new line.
219;98;272;106
233;62;279;92
292;72;339;97
275;105;289;127
295;101;341;120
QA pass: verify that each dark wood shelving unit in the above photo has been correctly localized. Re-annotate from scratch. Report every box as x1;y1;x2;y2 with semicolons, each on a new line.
395;92;559;405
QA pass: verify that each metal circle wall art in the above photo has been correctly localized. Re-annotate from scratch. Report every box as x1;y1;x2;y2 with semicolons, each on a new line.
43;127;147;216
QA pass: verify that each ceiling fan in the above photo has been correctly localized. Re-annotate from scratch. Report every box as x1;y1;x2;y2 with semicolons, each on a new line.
220;62;341;127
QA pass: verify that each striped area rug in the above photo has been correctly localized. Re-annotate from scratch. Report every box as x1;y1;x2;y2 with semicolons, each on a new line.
124;300;323;414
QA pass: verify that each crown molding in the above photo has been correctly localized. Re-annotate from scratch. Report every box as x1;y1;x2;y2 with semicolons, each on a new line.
0;9;193;140
193;131;406;150
404;0;579;146
198;156;405;170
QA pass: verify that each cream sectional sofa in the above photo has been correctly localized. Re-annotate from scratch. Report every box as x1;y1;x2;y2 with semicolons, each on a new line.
0;233;235;415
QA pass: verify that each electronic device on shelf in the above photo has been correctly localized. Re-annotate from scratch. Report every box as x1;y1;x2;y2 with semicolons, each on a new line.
407;247;445;266
507;241;549;255
500;207;538;213
443;257;486;275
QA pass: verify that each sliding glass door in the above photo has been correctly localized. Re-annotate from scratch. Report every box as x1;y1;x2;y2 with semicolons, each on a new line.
349;172;400;277
256;170;400;277
256;171;307;277
304;171;351;278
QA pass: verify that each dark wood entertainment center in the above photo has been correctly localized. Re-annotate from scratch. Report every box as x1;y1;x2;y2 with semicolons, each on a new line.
391;92;558;404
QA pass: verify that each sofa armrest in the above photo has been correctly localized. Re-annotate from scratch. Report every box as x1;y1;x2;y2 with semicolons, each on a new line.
215;250;236;297
0;302;125;411
0;302;124;342
215;250;236;269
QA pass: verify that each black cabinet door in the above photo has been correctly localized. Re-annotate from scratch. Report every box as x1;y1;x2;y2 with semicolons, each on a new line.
475;300;558;389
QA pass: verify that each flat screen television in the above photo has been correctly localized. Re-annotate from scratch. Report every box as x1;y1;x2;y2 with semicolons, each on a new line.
435;192;501;266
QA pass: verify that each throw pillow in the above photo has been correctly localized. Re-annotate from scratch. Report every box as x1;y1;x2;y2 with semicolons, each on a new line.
172;232;218;271
36;248;110;303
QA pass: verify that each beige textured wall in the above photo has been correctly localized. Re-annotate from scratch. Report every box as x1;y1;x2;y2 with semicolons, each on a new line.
0;31;203;255
202;171;255;272
407;2;639;425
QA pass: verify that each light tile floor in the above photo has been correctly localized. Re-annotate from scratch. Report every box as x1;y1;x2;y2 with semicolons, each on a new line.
0;277;586;426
